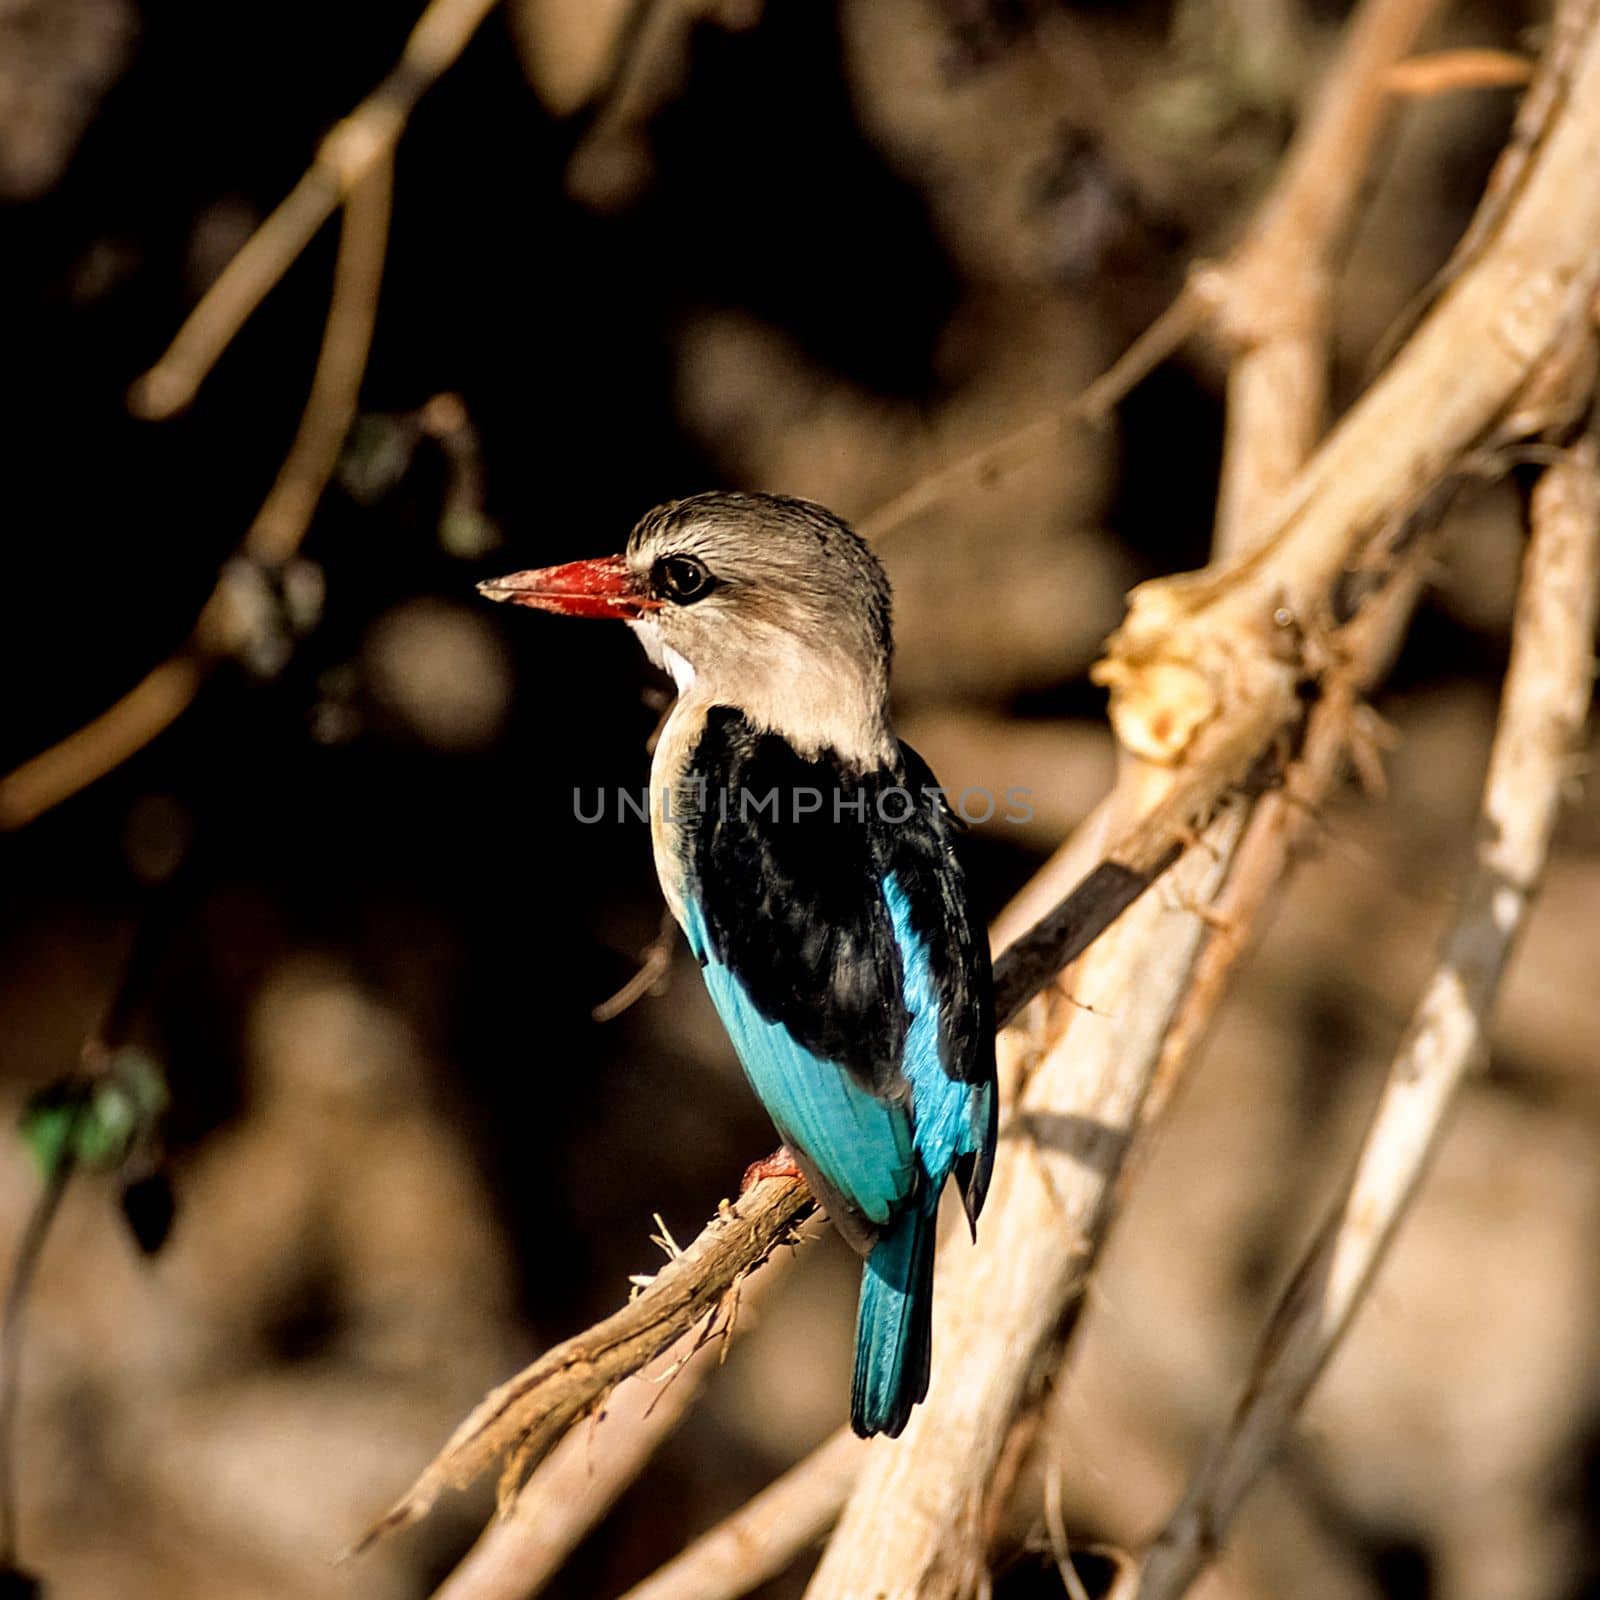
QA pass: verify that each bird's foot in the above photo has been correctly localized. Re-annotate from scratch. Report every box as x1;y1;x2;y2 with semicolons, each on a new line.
740;1145;803;1194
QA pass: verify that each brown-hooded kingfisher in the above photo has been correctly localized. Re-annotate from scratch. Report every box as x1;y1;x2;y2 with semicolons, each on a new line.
480;491;997;1438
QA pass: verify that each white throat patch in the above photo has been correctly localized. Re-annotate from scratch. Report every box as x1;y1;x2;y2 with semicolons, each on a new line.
628;618;697;692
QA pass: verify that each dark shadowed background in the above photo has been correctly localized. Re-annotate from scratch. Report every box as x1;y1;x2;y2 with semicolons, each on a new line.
3;1;1597;1597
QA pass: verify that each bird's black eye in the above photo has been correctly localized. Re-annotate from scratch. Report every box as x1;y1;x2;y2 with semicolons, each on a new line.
652;553;716;604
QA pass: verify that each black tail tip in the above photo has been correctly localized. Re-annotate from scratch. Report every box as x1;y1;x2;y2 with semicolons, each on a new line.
849;1361;930;1438
850;1400;912;1440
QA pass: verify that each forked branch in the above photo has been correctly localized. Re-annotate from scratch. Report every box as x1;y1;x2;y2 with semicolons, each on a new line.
1135;429;1600;1600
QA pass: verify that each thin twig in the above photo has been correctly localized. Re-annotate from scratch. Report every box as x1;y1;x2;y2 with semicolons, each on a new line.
126;0;496;421
244;157;396;566
433;1258;789;1600
617;1429;864;1600
1383;48;1534;95
857;289;1206;549
1366;0;1598;377
855;406;1082;546
591;910;678;1024
1075;290;1210;428
1134;431;1600;1600
350;1177;815;1551
0;156;394;832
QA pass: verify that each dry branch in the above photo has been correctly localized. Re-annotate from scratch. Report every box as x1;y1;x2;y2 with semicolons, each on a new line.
433;1258;791;1600
1140;547;1430;1133
1384;48;1534;95
616;1428;864;1600
351;1177;815;1552
807;790;1243;1600
1200;0;1444;555
1134;431;1600;1600
127;0;497;422
355;781;1258;1552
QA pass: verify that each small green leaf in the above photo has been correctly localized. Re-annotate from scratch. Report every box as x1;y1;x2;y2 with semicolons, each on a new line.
17;1051;169;1178
19;1094;81;1180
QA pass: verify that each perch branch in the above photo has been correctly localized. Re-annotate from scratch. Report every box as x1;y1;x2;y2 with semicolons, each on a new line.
0;155;394;831
355;779;1254;1552
433;1258;791;1600
1134;430;1600;1600
353;1178;817;1551
452;801;1132;1599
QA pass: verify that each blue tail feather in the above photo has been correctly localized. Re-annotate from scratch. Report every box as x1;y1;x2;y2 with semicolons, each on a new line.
850;1187;940;1438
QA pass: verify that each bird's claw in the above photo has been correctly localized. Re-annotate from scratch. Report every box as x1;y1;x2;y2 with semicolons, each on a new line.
740;1145;803;1194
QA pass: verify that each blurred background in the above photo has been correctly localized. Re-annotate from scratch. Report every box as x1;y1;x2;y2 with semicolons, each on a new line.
2;0;1597;1596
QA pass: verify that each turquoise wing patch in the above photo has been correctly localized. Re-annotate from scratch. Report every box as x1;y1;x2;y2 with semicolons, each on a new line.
684;901;915;1227
883;874;990;1183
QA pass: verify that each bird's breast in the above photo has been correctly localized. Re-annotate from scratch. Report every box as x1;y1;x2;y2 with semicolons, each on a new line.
647;697;709;933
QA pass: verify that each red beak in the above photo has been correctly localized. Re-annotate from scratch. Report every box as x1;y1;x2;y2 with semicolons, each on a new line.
477;555;660;621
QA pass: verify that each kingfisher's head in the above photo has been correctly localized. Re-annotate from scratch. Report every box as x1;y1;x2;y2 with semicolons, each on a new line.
480;492;896;763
